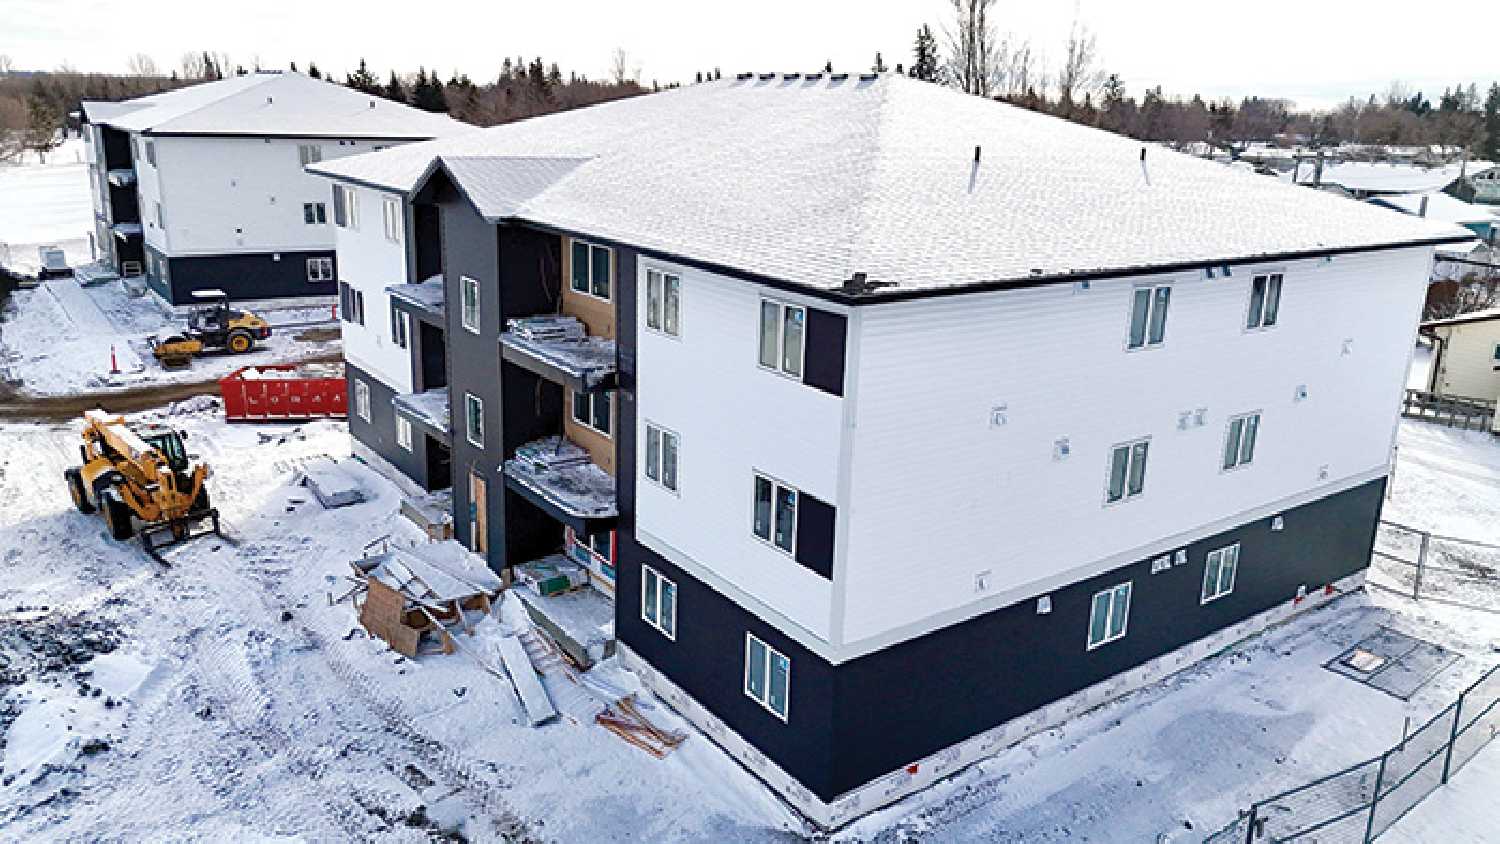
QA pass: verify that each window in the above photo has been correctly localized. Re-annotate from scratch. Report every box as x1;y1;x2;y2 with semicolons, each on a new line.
745;633;790;720
382;197;402;243
644;423;679;492
391;308;410;349
1087;582;1132;649
1222;412;1260;471
1126;284;1171;349
460;276;480;333
641;564;677;639
298;144;323;166
570;240;611;300
307;257;334;282
464;392;484;447
1105;439;1150;504
354;380;371;422
759;299;806;378
1246;273;1283;330
332;184;358;230
145;140;156;167
303;202;327;225
644;268;681;337
752;473;798;554
342;286;365;325
396;416;413;451
571;390;613;436
154;202;165;229
1201;544;1240;603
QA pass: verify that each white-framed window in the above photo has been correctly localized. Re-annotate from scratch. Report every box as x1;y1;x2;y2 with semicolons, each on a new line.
391;307;410;349
145;140;156;167
758;299;806;378
570;239;612;300
568;527;614;568
641;564;677;639
571;389;612;437
298;144;323;166
644;267;681;337
460;276;480;334
307;257;334;282
340;285;365;326
644;422;679;492
1087;582;1132;649
396;415;413;451
1246;273;1283;330
1201;543;1240;604
1126;284;1171;349
1105;438;1150;504
752;473;798;554
744;633;790;721
464;392;484;447
333;184;358;230
1222;412;1260;471
382;196;402;243
354;379;371;422
154;201;165;229
303;202;327;224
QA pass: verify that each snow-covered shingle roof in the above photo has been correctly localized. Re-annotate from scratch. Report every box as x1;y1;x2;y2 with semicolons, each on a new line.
1295;161;1495;194
81;71;467;140
1368;192;1499;226
312;74;1471;297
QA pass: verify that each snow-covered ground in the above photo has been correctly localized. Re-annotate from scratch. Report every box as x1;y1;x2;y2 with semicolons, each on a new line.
0;137;92;277
0;277;339;395
0;410;1495;841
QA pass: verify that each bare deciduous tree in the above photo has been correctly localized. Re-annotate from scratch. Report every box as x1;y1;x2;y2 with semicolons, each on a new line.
1056;19;1103;114
609;48;638;86
126;53;159;77
943;0;1002;96
0;54;14;75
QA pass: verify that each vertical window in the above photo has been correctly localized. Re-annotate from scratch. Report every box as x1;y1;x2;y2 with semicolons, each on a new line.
352;289;365;326
641;564;677;639
354;380;371;422
1201;544;1240;603
332;184;348;227
460;276;480;333
758;299;806;378
298;144;323;166
1105;439;1150;504
570;240;612;300
1246;273;1283;329
745;633;790;720
391;308;410;349
382;197;402;243
338;185;358;230
1222;412;1260;470
571;390;613;437
155;202;165;229
145;140;156;166
752;473;798;554
303;202;327;224
1126;284;1171;349
306;257;334;282
396;415;413;451
644;268;682;337
1087;582;1132;649
464;392;484;447
644;423;679;491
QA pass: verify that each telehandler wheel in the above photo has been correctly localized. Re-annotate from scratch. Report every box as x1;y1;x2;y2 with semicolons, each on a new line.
101;488;136;541
227;329;254;354
191;485;212;516
64;468;95;514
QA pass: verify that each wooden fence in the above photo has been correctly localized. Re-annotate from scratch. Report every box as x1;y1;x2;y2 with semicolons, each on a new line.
1401;389;1495;430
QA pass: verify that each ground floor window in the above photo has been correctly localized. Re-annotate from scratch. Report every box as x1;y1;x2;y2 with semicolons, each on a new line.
641;564;676;639
1087;582;1131;649
1201;543;1240;603
566;527;615;583
396;415;412;451
744;633;790;720
354;379;371;422
307;257;334;282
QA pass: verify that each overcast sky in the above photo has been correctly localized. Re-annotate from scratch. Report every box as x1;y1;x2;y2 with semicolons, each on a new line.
3;0;1493;111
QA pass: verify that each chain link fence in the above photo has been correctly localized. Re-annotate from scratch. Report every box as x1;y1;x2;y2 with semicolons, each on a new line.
1369;520;1500;614
1206;662;1500;843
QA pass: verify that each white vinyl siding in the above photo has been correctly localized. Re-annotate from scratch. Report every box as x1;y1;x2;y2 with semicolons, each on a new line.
570;239;612;300
641;564;677;639
396;416;413;451
1222;412;1261;471
1246;273;1283;330
460;276;481;334
1087;582;1131;649
645;267;681;337
744;633;790;720
644;422;679;492
759;299;805;378
1105;438;1150;504
1126;284;1171;349
354;380;371;422
1201;543;1239;603
465;393;484;447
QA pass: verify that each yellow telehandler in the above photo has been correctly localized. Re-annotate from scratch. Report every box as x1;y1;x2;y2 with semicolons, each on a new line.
63;409;222;563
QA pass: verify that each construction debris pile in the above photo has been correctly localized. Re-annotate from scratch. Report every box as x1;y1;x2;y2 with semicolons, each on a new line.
500;316;616;390
506;316;587;342
343;545;504;658
504;438;618;519
516;555;590;597
236;362;345;380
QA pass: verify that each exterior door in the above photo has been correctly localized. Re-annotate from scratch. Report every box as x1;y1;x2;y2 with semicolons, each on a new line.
468;471;487;554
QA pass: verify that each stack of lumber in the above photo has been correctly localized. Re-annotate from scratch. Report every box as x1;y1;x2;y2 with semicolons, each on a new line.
596;696;688;759
506;315;587;342
511;437;592;473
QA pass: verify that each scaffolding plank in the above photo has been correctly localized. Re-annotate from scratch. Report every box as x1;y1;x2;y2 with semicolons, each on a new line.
497;634;557;726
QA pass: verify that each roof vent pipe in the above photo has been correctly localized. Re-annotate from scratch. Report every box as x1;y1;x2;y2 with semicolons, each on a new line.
266;96;273;105
1419;195;1430;218
974;145;982;164
1139;146;1152;187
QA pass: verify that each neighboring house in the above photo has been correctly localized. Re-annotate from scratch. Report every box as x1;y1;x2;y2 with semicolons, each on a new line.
1293;160;1493;199
311;73;1470;828
1420;309;1500;402
1464;164;1500;205
1368;191;1499;244
79;71;465;305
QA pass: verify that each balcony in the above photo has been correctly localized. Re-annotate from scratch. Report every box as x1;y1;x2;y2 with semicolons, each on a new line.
500;316;616;395
502;436;617;535
387;274;445;327
392;388;450;447
110;222;143;239
106;168;137;187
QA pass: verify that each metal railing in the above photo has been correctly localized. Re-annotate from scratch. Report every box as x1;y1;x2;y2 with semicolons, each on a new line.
1400;389;1495;431
1369;520;1500;614
1207;663;1500;842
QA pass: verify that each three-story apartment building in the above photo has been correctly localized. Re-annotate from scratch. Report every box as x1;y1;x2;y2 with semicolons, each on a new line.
80;71;464;304
313;73;1469;828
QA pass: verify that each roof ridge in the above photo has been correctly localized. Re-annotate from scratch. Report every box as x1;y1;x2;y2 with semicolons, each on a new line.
138;72;282;132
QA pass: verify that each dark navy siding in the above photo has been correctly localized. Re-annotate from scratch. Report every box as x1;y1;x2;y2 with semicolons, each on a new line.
157;250;337;304
346;361;430;488
803;309;847;397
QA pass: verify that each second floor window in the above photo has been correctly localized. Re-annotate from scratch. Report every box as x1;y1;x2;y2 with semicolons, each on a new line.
461;276;480;333
303;202;327;224
154;202;165;229
145;140;156;166
1246;273;1283;329
571;240;611;300
1127;284;1171;349
645;268;681;336
759;299;805;378
571;390;612;437
333;184;358;229
298;144;322;166
382;197;401;243
644;423;679;491
391;308;410;349
1223;412;1260;470
465;392;484;447
753;473;798;554
1106;438;1149;504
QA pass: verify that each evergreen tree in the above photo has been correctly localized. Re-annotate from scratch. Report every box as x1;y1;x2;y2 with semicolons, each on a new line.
412;67;449;112
384;70;407;103
346;59;378;93
1484;83;1500;163
547;63;563;89
911;24;939;82
308;62;322;80
499;57;514;81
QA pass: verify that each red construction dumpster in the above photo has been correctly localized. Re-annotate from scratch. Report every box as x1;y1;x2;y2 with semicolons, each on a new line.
219;362;347;422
